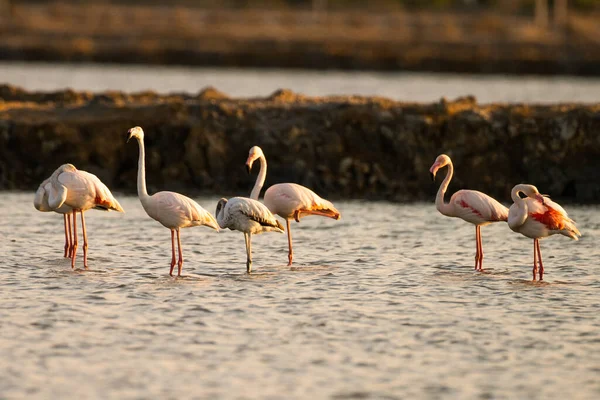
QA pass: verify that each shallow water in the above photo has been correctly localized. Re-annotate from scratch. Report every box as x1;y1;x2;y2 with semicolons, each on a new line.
2;61;600;103
1;192;599;399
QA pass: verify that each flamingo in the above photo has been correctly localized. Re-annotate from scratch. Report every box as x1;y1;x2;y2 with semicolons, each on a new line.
215;197;284;273
429;154;509;270
38;163;125;268
508;184;581;281
245;146;340;266
127;126;219;277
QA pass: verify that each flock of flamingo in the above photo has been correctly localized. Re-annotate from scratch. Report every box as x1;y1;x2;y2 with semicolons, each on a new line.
34;126;580;281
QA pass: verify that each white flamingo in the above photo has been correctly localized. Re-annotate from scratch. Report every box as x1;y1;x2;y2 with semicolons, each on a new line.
430;154;509;270
215;197;284;273
36;163;124;268
508;184;581;281
127;126;219;277
245;146;340;266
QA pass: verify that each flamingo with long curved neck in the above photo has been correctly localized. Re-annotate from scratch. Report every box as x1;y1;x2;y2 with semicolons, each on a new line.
245;146;340;266
508;184;581;280
430;154;509;271
127;126;219;276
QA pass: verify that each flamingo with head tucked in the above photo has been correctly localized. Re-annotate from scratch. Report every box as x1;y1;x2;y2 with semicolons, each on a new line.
508;184;581;281
429;154;508;270
36;163;125;268
215;197;284;273
127;126;219;277
245;146;340;266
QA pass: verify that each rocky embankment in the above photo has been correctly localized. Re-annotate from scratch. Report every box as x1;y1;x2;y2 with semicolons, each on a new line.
0;84;599;203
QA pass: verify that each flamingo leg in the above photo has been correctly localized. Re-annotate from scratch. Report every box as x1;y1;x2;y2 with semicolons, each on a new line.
532;239;538;281
63;214;69;257
536;239;544;281
474;226;480;270
244;232;252;273
67;213;73;258
176;228;183;277
71;210;78;269
80;211;89;269
286;219;293;266
478;226;484;271
169;229;176;276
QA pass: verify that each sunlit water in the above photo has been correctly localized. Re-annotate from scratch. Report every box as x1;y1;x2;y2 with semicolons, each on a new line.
1;62;600;103
1;193;599;399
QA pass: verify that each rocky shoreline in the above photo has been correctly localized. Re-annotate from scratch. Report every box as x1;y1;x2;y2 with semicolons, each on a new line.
0;84;599;203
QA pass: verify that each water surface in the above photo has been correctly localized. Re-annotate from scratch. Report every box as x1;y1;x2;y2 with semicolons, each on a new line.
2;62;600;103
1;193;598;399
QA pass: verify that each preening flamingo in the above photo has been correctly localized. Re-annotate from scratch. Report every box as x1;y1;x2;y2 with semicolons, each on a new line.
127;126;219;277
429;154;508;270
36;164;124;268
245;146;340;266
215;197;284;272
508;184;581;281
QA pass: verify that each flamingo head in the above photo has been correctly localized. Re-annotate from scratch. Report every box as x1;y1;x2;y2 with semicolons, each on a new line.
513;184;545;205
215;198;228;227
245;146;264;174
429;154;451;181
127;126;144;143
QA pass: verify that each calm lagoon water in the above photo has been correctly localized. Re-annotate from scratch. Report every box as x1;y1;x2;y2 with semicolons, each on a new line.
1;193;599;399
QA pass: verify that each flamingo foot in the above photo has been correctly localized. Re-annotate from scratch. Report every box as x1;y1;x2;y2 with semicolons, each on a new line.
169;261;176;277
246;261;252;273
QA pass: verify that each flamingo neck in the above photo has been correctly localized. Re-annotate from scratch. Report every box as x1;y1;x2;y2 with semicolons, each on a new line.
135;137;150;203
508;187;528;230
250;155;267;200
435;161;454;216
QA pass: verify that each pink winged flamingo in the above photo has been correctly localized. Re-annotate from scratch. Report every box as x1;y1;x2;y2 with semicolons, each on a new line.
127;126;219;277
38;164;124;268
429;154;508;270
215;197;284;273
508;184;581;280
245;146;340;266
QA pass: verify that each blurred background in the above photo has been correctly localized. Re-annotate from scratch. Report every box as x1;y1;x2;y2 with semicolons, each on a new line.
1;0;599;75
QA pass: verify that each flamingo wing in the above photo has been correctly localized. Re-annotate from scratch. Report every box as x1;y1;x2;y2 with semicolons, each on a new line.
79;171;124;212
228;197;284;231
529;196;580;238
451;190;508;224
264;183;340;220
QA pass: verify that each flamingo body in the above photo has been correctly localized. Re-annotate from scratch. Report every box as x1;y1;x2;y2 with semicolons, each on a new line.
430;154;508;270
216;197;284;272
141;191;219;230
127;126;219;276
508;184;580;280
264;183;341;222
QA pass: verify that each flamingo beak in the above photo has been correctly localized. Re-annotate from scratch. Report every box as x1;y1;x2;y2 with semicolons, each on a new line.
535;194;545;205
126;131;132;143
245;163;251;174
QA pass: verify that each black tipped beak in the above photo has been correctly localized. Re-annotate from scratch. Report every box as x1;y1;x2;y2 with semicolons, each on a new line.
430;172;435;181
245;164;251;174
126;133;132;143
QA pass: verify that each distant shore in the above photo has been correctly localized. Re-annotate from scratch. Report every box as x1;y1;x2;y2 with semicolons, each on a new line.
1;84;599;203
1;4;600;75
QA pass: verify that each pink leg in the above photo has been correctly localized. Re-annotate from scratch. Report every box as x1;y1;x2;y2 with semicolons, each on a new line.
532;239;538;281
536;239;544;281
80;211;89;269
71;210;78;269
478;226;484;271
63;214;69;258
177;228;183;276
67;213;73;258
169;229;176;276
286;219;293;266
474;226;480;270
